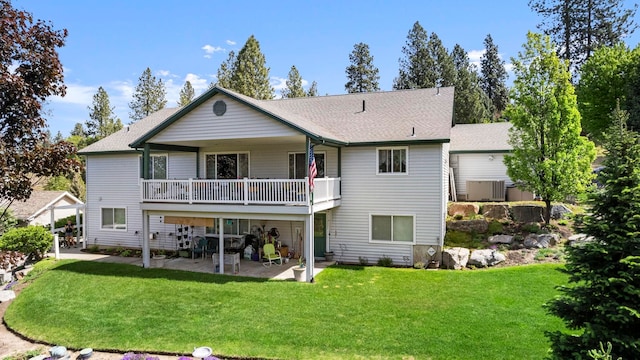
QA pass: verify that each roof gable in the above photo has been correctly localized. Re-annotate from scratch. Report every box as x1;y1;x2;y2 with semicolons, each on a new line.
6;191;83;220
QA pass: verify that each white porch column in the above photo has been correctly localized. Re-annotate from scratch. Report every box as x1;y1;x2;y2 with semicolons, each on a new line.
142;211;150;268
304;213;314;282
80;207;86;249
75;210;81;248
217;218;224;274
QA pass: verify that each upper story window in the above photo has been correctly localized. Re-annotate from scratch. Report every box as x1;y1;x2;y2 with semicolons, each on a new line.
139;154;167;179
289;152;325;179
205;153;249;179
377;147;407;174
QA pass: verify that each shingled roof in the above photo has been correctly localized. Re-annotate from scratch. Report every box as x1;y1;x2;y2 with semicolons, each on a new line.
449;122;512;153
81;86;455;154
6;191;82;221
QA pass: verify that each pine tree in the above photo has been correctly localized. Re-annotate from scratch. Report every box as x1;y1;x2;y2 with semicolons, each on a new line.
480;34;509;118
307;81;318;97
178;81;195;106
529;0;637;71
87;86;122;139
214;50;235;89
451;44;491;124
504;32;595;224
230;35;274;99
545;104;640;359
393;21;433;89
428;33;455;87
128;67;167;122
281;65;307;98
345;42;380;93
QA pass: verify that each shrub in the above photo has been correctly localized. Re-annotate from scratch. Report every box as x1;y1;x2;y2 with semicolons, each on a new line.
487;220;504;235
413;262;425;269
87;244;100;253
444;230;484;249
521;222;541;234
377;255;393;267
0;226;53;259
358;256;368;265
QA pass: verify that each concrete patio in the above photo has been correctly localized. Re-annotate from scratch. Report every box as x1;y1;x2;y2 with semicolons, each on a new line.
48;245;332;281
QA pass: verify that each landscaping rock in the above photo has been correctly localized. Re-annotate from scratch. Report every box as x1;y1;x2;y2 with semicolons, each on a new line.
446;219;488;233
488;235;514;244
448;203;480;217
0;290;15;303
567;233;595;246
468;249;506;267
482;204;510;220
442;247;470;270
551;204;572;220
523;233;559;249
511;205;544;223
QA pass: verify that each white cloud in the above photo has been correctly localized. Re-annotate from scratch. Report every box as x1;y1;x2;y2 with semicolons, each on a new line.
226;40;236;46
271;77;287;92
184;73;210;93
468;49;486;63
202;44;225;54
50;83;96;105
157;69;172;77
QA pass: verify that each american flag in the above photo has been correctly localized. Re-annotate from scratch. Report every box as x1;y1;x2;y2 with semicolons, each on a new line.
309;144;317;192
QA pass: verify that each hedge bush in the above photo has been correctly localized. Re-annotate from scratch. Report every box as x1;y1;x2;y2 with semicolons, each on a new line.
0;226;53;260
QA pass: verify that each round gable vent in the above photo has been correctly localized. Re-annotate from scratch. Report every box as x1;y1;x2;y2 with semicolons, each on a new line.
213;100;227;116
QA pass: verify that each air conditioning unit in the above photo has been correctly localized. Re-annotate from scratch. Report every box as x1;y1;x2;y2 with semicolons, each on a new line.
466;180;506;201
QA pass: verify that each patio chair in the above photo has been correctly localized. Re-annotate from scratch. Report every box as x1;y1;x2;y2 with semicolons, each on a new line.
262;243;282;266
192;236;208;260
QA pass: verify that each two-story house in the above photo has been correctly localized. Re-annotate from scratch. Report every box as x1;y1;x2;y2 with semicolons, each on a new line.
78;85;455;281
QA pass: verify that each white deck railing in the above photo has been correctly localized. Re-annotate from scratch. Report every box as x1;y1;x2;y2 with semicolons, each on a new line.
141;177;341;206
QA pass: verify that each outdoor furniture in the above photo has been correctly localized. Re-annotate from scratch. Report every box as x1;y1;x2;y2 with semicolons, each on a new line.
262;243;282;266
192;236;207;260
212;252;240;274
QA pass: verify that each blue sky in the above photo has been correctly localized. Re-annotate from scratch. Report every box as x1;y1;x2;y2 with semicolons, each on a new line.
15;0;640;137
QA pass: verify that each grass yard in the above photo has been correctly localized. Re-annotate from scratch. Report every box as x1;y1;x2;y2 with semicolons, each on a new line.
5;260;568;360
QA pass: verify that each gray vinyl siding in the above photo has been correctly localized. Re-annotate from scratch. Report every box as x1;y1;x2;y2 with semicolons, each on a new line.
150;94;299;143
450;153;513;196
441;143;449;243
332;145;444;265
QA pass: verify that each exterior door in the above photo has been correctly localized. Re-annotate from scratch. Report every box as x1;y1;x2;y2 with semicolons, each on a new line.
314;213;326;258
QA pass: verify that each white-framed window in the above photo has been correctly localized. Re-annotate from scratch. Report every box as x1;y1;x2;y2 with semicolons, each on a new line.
139;154;168;179
377;147;408;174
205;152;249;179
101;207;127;231
289;151;325;179
370;214;415;243
206;219;249;236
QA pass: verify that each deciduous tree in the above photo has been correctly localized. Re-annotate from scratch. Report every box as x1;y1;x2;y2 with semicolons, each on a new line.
479;34;509;118
128;67;167;122
345;42;380;93
0;0;80;222
545;104;640;359
504;32;595;224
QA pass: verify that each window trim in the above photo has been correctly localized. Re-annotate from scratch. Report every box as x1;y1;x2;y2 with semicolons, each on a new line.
204;152;250;179
100;207;127;231
288;151;326;179
376;146;408;175
369;213;415;244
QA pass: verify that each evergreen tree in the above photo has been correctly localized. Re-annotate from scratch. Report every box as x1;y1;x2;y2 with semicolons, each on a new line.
87;86;122;139
529;0;637;71
214;50;235;89
480;34;509;118
451;44;491;123
545;104;640;359
307;81;318;97
281;65;307;98
70;123;86;137
230;35;274;99
393;22;453;90
128;67;167;122
504;32;595;224
345;42;380;93
178;80;195;106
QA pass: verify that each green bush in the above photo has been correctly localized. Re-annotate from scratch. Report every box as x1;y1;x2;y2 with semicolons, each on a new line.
377;255;393;267
487;220;504;235
444;230;485;249
0;226;53;259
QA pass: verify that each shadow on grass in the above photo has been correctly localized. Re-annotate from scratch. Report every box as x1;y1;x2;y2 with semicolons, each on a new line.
49;260;271;284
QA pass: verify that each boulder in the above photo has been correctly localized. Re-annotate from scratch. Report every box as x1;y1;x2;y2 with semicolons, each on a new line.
551;204;572;220
523;233;559;249
567;233;595;246
488;235;514;244
468;249;506;267
511;205;544;223
442;247;470;270
446;219;489;233
482;204;510;220
448;203;480;217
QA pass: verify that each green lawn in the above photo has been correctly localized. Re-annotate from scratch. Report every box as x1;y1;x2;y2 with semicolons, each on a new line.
5;260;568;360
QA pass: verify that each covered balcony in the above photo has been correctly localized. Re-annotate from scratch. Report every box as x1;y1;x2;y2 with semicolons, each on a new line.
141;177;341;206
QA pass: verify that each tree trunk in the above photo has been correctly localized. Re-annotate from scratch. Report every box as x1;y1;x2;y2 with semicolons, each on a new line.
544;199;552;225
